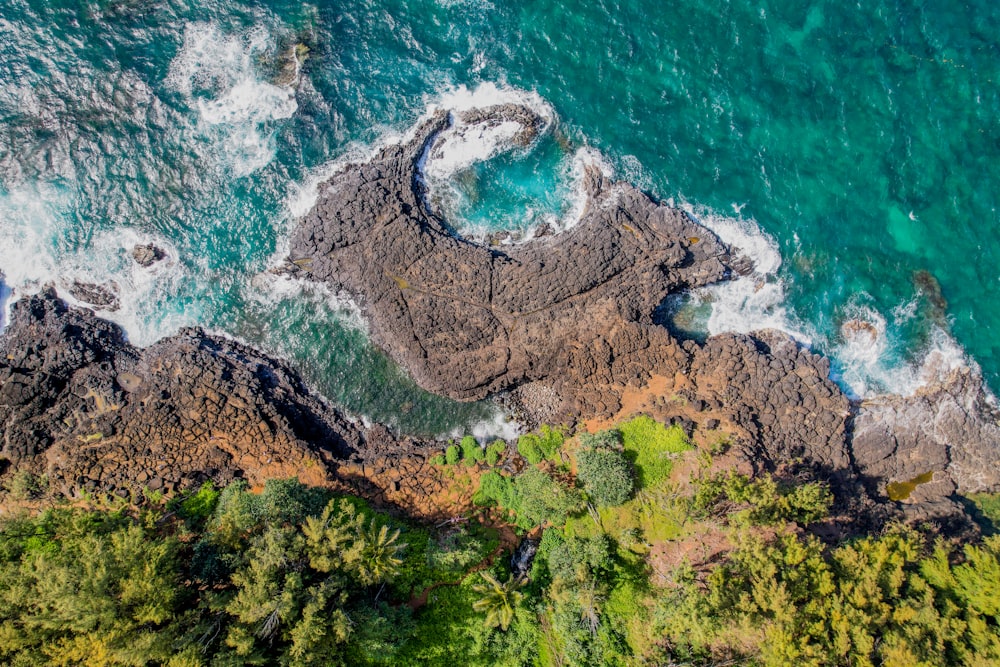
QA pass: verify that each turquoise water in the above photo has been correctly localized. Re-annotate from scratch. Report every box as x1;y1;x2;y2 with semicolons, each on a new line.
1;0;998;433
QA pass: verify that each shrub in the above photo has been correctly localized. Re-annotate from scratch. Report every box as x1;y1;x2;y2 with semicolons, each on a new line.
429;454;446;466
654;527;1000;666
517;425;565;465
576;447;634;506
473;471;516;509
512;468;584;529
578;429;622;450
517;435;544;464
179;481;220;522
461;436;485;465
618;416;691;488
485;440;506;466
2;471;46;501
693;470;832;526
446;444;462;465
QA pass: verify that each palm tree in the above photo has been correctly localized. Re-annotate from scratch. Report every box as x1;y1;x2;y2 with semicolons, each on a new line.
358;518;405;585
472;571;525;631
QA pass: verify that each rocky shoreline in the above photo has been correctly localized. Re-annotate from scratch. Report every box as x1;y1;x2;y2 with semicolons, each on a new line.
2;102;1000;528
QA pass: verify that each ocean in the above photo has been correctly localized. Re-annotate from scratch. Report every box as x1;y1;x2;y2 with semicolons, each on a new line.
1;0;996;436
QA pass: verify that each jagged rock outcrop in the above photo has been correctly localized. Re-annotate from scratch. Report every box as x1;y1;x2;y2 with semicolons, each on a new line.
0;289;430;503
289;103;853;473
286;100;1000;523
3;102;998;530
853;365;1000;519
289;105;730;404
686;332;852;470
131;243;166;267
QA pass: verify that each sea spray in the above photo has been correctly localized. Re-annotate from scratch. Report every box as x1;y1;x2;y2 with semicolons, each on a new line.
167;22;299;177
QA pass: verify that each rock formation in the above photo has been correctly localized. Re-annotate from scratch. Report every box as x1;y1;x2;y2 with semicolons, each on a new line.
284;101;1000;521
290;106;730;403
288;103;852;475
0;289;444;514
131;243;167;268
1;102;998;529
853;365;1000;518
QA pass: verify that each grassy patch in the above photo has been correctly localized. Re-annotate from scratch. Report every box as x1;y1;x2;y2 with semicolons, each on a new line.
618;416;692;489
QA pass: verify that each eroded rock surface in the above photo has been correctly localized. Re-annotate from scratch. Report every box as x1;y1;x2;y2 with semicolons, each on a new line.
0;289;434;507
853;366;1000;519
290;106;731;403
287;101;1000;523
289;104;853;474
131;243;166;267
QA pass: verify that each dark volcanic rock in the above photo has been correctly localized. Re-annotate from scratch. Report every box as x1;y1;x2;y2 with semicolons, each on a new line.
66;280;120;311
0;289;420;499
289;103;852;474
290;105;731;403
131;243;166;267
286;101;1000;525
854;366;1000;502
687;331;852;470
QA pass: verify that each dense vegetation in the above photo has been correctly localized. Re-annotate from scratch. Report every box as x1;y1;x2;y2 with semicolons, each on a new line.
3;417;1000;665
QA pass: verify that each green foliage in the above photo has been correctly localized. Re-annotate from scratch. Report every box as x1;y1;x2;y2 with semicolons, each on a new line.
473;471;516;509
461;435;485;466
516;435;543;464
693;470;833;526
445;444;462;465
484;440;506;466
0;512;183;665
512;468;584;529
578;428;622;450
2;471;47;501
535;530;639;665
9;471;1000;667
474;469;583;529
472;571;526;631
178;481;219;523
0;480;515;666
429;454;446;466
964;492;1000;535
656;526;1000;666
517;425;564;465
576;446;634;507
617;416;691;488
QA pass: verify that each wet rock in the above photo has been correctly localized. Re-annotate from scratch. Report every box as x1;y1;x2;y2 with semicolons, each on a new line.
131;243;166;267
290;104;732;405
66;280;120;311
854;365;1000;497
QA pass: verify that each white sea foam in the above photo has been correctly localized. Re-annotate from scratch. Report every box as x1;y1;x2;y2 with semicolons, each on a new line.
419;83;555;179
0;181;193;346
287;82;566;242
683;205;806;341
673;203;976;399
167;22;297;177
443;407;522;442
246;271;367;332
831;299;969;398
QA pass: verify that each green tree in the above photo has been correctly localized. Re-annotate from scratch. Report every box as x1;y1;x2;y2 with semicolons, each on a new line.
576;446;634;506
461;436;485;466
357;519;405;586
472;572;525;631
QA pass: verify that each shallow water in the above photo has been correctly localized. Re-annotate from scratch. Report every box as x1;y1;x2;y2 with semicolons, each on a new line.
1;0;998;433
